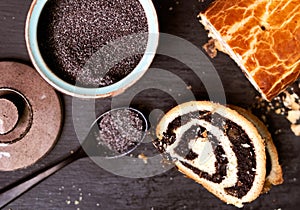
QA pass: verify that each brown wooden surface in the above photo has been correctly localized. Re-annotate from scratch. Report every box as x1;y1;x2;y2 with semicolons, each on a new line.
0;0;299;209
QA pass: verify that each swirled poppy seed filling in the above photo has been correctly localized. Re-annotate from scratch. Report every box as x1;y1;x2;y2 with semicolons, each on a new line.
154;111;257;198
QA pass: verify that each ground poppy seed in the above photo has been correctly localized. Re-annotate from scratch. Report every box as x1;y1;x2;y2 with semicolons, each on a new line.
97;109;145;154
37;0;148;87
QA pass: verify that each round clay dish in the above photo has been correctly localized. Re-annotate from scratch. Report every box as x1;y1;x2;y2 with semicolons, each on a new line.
0;62;63;171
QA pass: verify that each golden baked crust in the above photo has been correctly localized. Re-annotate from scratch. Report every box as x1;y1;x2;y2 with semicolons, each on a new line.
199;0;300;101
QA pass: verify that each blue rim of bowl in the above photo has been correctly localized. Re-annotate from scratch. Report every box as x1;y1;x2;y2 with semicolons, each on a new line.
25;0;159;98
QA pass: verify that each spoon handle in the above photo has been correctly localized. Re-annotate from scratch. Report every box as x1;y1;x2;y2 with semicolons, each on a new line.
0;147;86;209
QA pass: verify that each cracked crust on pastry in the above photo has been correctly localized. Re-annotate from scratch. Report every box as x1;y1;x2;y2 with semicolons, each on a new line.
199;0;300;101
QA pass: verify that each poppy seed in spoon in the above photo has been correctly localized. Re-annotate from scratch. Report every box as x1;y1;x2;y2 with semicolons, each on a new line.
37;0;148;87
97;109;144;154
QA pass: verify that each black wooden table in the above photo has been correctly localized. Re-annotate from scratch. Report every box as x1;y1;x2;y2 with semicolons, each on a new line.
0;0;299;209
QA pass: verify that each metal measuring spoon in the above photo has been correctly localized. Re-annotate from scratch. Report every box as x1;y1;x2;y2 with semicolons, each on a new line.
0;107;148;208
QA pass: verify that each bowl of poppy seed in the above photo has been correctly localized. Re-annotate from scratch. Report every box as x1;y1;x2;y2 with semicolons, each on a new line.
25;0;159;98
